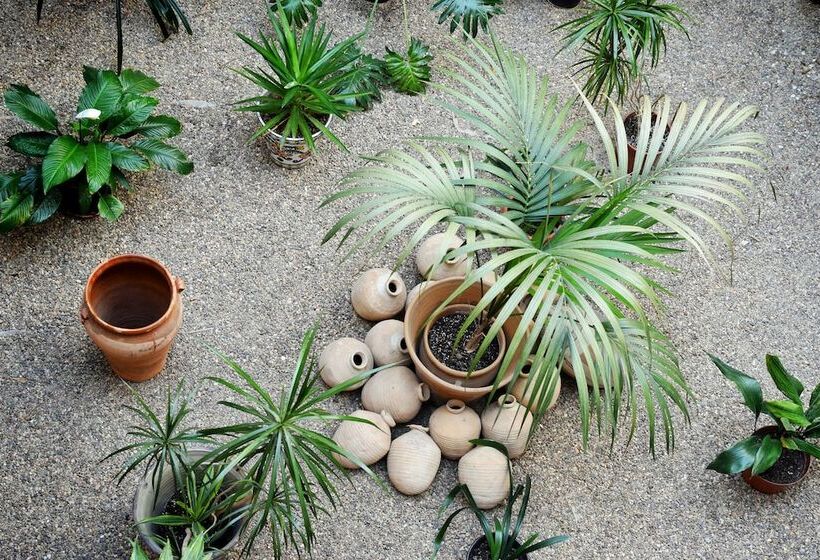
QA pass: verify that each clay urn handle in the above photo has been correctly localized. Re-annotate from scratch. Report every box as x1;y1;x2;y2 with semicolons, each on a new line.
174;276;186;293
408;424;429;434
498;394;517;408
417;383;431;403
380;410;396;428
79;303;90;323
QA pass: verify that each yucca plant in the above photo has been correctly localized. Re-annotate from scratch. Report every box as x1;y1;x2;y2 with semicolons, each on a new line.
555;0;690;108
130;530;212;560
322;33;765;455
431;0;505;38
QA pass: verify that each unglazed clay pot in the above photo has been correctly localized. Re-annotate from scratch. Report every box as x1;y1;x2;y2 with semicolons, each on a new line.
458;445;510;509
80;254;184;382
429;399;481;460
332;410;395;469
258;113;332;169
387;425;441;495
361;366;430;423
415;233;470;280
510;357;561;411
351;268;407;321
481;395;533;459
365;320;409;366
405;277;530;402
406;281;434;312
318;337;373;391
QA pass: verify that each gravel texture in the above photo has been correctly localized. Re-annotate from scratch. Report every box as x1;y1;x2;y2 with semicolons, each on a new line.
1;0;819;559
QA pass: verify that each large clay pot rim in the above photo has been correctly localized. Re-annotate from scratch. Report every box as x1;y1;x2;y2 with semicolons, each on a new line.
84;254;181;336
742;425;811;488
258;112;333;142
422;303;507;381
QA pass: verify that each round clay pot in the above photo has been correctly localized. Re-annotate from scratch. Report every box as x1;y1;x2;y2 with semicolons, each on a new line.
387;425;442;495
415;233;470;280
429;399;481;460
467;536;529;560
80;254;184;382
420;303;506;389
318;337;373;391
332;410;395;469
405;277;530;402
741;426;812;494
361;366;430;423
481;395;533;459
351;268;407;321
133;447;246;557
510;357;561;411
365;320;409;366
258;113;332;169
547;0;581;8
458;445;510;510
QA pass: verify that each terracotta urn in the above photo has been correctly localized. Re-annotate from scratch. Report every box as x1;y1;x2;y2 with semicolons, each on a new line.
458;445;510;509
429;400;481;460
80;254;184;382
332;410;395;469
481;395;533;459
510;357;561;411
404;277;530;402
351;268;407;321
741;426;812;494
318;337;373;391
258;113;331;169
387;425;442;495
361;366;430;423
406;280;434;312
415;233;470;280
365;320;409;366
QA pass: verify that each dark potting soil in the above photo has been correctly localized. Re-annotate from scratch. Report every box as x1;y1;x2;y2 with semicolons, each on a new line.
469;537;526;560
428;312;500;372
624;113;668;148
153;491;235;551
758;449;808;484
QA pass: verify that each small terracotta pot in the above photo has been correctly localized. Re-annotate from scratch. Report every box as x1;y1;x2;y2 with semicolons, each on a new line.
361;366;430;423
318;337;373;391
333;410;395;469
258;113;332;169
458;445;509;510
387;425;441;495
365;319;409;367
415;233;470;280
622;111;669;174
81;254;184;382
481;395;533;459
405;277;529;402
351;268;407;321
133;447;246;557
510;357;561;411
741;426;812;494
429;399;481;460
467;536;529;560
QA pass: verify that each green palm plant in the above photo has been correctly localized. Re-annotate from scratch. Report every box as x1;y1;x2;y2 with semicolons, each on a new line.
431;0;505;38
130;530;212;560
322;34;764;454
268;0;324;27
555;0;690;108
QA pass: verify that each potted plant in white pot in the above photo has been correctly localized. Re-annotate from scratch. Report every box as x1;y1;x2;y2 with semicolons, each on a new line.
322;33;764;455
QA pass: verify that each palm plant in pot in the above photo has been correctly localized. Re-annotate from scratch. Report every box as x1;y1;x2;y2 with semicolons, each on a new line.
106;326;383;557
707;354;820;494
322;33;764;454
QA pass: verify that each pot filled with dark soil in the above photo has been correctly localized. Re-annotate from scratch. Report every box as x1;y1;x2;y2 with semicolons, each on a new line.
59;177;100;219
547;0;582;8
622;112;669;174
258;113;333;170
467;536;529;560
741;426;812;494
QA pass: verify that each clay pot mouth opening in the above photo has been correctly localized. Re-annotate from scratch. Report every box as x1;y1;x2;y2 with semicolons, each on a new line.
521;362;532;376
446;400;466;414
418;383;431;402
85;254;176;334
398;337;408;353
351;351;367;369
386;279;400;295
499;394;517;407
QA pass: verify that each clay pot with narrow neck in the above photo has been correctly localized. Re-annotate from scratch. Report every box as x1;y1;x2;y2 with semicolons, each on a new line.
361;366;430;423
481;395;533;459
387;425;441;495
258;113;332;169
458;445;509;510
81;254;184;382
318;337;373;390
351;268;407;321
365;319;409;366
429;399;481;460
510;357;561;412
405;277;529;402
415;233;470;280
332;410;395;469
741;426;812;494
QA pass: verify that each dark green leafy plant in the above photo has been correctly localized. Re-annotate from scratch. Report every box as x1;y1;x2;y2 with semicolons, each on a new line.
337;46;388;110
433;440;568;559
234;8;370;150
431;0;504;38
385;37;433;95
0;67;192;232
555;0;690;108
37;0;191;72
707;354;820;475
268;0;324;27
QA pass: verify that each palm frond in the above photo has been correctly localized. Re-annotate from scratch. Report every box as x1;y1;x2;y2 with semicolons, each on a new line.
431;0;504;38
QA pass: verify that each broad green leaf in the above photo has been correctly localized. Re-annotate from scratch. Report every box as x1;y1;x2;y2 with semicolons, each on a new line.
86;142;113;194
0;192;34;232
764;400;810;427
766;354;804;405
107;97;159;136
131;115;181;139
708;354;763;418
706;436;760;474
7;131;58;157
77;67;123;119
4;84;58;131
106;142;150;172
97;194;124;222
133;139;193;174
0;173;19;198
42;136;86;192
119;69;160;95
805;383;820;422
792;438;820;460
29;188;62;224
751;435;782;476
17;166;42;195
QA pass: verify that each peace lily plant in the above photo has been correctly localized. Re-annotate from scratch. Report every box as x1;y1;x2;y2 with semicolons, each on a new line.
323;34;765;454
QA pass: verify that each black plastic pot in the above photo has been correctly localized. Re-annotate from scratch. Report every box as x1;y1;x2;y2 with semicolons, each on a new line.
467;536;528;560
548;0;582;8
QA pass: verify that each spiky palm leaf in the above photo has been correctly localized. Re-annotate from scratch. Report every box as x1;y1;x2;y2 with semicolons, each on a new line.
335;46;387;110
431;0;504;38
385;37;433;95
269;0;323;27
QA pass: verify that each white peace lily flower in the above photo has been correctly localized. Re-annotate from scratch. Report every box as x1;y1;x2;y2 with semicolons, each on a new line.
75;108;101;120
